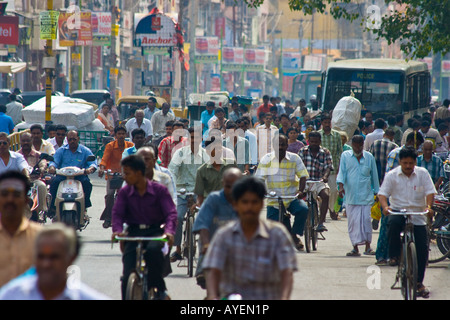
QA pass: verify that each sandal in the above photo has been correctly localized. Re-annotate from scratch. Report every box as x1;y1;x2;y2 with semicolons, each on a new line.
364;249;376;255
346;249;361;257
330;212;341;220
375;259;388;266
389;258;398;266
170;251;183;263
417;284;430;298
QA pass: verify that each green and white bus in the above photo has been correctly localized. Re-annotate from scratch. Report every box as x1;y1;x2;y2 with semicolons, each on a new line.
291;71;322;105
318;58;431;119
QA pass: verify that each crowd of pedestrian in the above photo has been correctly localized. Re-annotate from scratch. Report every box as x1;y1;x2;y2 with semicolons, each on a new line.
0;92;448;300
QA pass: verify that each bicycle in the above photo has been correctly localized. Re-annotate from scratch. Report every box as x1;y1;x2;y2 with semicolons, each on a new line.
265;191;298;224
102;170;123;229
389;209;428;300
303;180;326;253
177;188;199;277
265;191;302;248
114;234;169;300
428;194;450;263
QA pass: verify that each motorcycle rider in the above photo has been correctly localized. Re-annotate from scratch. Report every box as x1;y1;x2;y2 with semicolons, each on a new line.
17;132;49;215
48;130;97;219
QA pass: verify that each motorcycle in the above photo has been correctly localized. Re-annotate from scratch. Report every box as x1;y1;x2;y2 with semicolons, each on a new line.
28;153;54;224
54;155;96;231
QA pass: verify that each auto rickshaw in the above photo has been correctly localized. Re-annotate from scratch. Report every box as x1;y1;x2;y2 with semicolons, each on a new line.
117;95;187;124
187;93;230;124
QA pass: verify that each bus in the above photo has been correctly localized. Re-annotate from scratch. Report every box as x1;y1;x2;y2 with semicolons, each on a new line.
318;59;431;119
291;71;322;104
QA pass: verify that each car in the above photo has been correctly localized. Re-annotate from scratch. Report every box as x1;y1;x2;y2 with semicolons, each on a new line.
70;89;110;106
20;91;64;107
0;89;11;105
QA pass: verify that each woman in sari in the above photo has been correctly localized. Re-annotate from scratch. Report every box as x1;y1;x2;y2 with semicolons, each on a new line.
98;104;114;135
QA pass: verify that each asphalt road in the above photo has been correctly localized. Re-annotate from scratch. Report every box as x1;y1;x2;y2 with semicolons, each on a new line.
72;175;450;300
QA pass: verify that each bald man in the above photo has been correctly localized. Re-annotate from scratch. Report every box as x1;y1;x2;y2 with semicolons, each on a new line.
125;109;153;142
417;140;444;189
192;167;243;288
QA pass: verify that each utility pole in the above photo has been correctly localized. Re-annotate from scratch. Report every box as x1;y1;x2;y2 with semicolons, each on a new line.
44;0;54;133
178;0;186;108
110;2;118;100
189;0;198;93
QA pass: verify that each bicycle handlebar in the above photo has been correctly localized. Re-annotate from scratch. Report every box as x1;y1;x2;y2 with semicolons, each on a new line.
177;192;196;196
388;209;429;216
114;235;168;242
265;193;299;200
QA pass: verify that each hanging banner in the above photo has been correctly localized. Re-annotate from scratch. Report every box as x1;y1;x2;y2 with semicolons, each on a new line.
244;48;265;72
222;47;243;71
0;16;19;45
134;13;176;47
58;11;92;46
282;52;301;76
194;36;219;64
92;12;111;46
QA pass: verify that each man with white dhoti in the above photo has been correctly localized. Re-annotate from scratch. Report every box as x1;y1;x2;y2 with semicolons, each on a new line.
337;135;380;256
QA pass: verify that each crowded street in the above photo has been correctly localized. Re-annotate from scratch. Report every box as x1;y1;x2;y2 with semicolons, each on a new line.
73;174;450;301
0;0;449;304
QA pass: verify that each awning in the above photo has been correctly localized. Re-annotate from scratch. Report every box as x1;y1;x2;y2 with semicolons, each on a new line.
0;62;27;73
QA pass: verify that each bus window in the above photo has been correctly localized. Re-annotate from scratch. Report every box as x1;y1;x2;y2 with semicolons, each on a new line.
324;69;403;114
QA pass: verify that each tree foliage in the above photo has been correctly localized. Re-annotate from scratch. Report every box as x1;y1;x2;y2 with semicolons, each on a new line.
238;0;450;59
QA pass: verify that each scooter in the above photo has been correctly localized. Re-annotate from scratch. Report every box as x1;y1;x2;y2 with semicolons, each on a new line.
54;155;96;231
28;153;54;223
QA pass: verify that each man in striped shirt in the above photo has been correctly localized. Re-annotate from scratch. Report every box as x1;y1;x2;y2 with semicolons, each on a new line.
255;134;309;250
298;131;333;232
417;140;444;189
318;113;343;220
369;128;398;184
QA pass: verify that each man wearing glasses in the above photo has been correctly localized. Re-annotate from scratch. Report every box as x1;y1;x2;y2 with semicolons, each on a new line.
47;124;68;152
48;130;97;219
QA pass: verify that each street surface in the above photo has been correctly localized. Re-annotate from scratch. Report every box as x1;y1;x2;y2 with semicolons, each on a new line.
73;175;450;300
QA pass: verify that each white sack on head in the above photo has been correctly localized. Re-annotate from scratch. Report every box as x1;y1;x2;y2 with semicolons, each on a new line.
331;95;362;140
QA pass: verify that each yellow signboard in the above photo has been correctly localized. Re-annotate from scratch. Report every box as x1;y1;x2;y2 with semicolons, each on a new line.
39;10;59;40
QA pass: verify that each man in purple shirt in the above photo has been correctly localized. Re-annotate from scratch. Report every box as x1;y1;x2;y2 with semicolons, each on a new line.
111;154;177;300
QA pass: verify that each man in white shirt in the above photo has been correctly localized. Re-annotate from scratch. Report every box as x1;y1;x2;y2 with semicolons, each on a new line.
30;124;55;156
47;124;68;151
0;132;28;176
378;146;435;298
6;93;23;125
125;109;153;142
237;118;258;167
256;113;278;162
364;118;386;151
0;223;110;300
151;103;175;137
420;118;444;151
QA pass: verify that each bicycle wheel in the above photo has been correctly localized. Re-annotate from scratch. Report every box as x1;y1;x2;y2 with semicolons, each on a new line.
428;228;450;263
311;199;319;251
125;272;143;300
304;203;313;253
402;241;418;300
187;215;195;277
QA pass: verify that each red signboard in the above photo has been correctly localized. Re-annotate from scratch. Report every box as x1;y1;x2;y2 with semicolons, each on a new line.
0;16;19;46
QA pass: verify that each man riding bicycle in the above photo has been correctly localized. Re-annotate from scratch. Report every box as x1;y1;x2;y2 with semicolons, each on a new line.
378;146;436;298
111;155;177;300
255;134;309;251
168;127;208;263
298;131;333;232
99;126;134;228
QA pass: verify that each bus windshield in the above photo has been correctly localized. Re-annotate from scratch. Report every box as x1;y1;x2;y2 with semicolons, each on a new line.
323;69;404;114
292;73;322;104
